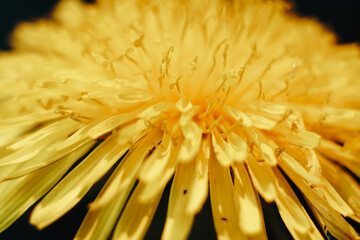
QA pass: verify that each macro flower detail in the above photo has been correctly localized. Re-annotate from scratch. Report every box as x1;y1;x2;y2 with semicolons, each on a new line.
0;0;360;239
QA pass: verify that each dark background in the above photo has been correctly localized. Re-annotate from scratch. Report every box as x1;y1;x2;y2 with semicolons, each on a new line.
0;0;360;239
1;0;360;50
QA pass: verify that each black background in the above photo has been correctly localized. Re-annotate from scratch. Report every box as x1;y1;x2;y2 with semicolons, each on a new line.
0;0;360;239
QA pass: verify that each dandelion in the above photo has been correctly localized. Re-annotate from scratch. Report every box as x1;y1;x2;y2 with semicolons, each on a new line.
0;0;360;239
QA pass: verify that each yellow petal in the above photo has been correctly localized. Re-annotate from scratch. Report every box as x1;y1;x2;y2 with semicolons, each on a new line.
233;163;264;236
186;139;209;214
224;105;252;127
0;125;32;148
176;98;202;163
9;118;79;150
320;177;354;217
285;130;321;148
317;138;360;163
112;182;163;240
0;112;59;130
138;142;180;202
50;119;101;152
247;101;289;116
209;149;246;240
309;202;359;240
137;101;171;122
246;113;277;130
139;131;172;182
278;152;320;185
42;80;85;100
212;131;233;167
228;133;247;163
0;120;81;176
162;161;197;240
1;137;95;182
317;138;360;178
74;131;162;239
247;155;277;202
0;143;92;232
88;103;170;139
246;129;277;166
90;129;162;209
0;144;87;181
87;112;138;139
283;163;360;240
30;121;147;229
74;177;134;240
259;143;277;166
319;155;360;220
273;168;322;240
297;105;360;130
178;121;202;162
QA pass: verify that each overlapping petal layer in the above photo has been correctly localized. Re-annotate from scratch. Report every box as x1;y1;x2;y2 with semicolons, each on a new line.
0;0;360;239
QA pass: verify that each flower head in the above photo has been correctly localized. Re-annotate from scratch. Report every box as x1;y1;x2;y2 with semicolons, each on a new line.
0;0;360;239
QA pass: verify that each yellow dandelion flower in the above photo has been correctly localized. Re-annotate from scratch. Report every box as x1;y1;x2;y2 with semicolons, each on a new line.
1;0;360;239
